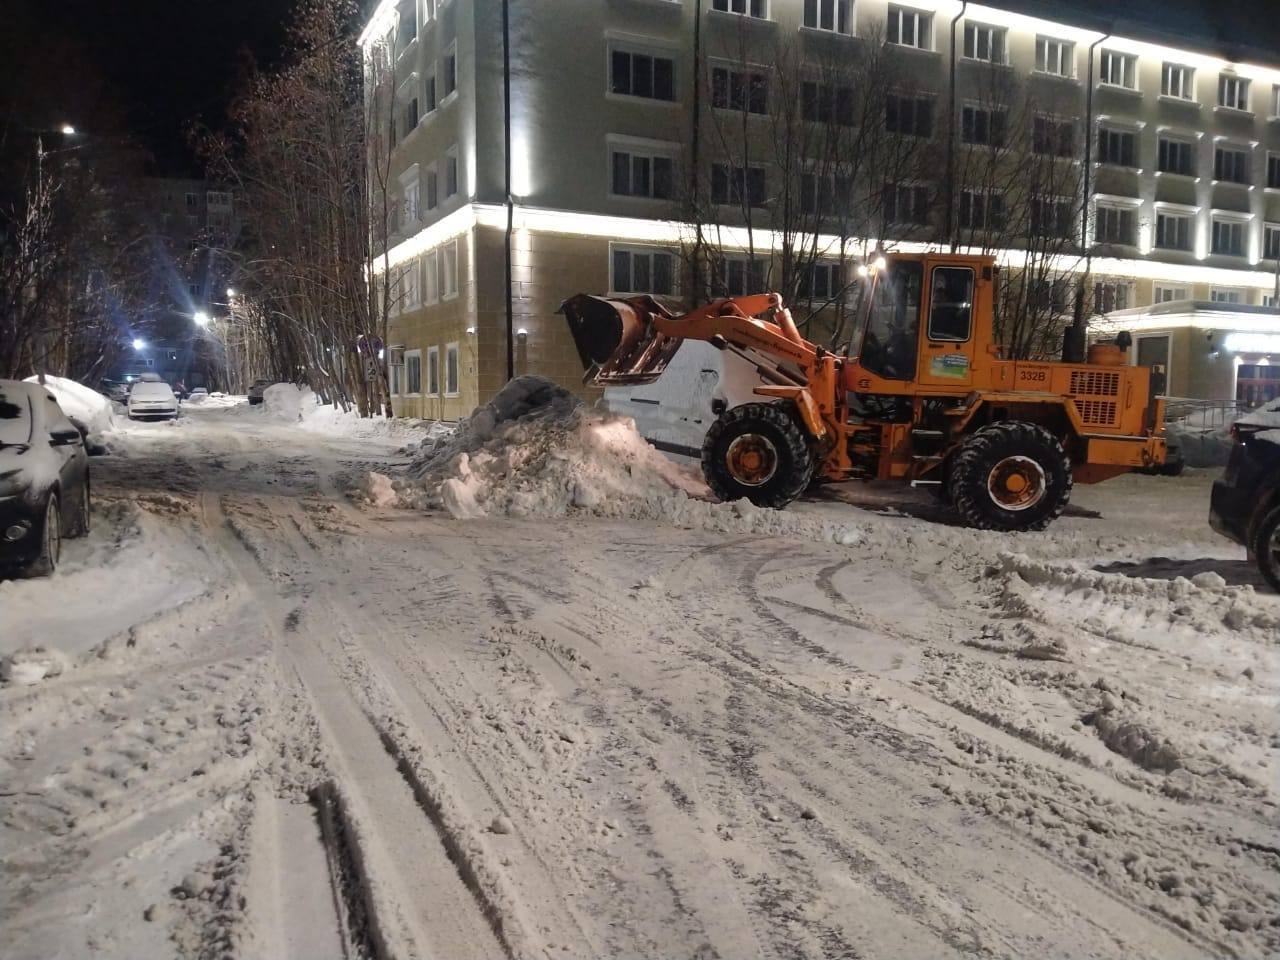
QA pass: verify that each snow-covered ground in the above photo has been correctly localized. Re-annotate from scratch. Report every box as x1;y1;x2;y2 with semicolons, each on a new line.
1;395;1277;960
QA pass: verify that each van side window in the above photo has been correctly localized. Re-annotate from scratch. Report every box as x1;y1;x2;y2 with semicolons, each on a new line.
928;267;974;342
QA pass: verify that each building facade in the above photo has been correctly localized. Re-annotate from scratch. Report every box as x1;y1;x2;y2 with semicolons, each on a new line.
362;0;1280;418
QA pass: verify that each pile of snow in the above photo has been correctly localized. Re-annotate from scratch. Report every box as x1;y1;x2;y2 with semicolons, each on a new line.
380;376;869;544
261;382;316;422
1236;396;1280;429
23;374;115;438
254;382;432;441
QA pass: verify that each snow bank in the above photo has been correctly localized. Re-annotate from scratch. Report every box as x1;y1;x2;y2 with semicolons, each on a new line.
261;383;316;422
1237;396;1280;429
254;382;429;441
24;374;115;438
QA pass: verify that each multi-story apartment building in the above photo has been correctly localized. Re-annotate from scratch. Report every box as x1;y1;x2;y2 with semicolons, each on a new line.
362;0;1280;416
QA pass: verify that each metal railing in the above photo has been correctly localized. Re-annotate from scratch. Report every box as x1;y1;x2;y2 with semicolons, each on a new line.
1161;397;1249;467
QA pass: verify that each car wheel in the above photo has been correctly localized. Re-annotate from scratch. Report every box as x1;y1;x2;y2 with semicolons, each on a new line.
23;495;61;578
951;422;1072;532
1253;504;1280;593
68;476;91;538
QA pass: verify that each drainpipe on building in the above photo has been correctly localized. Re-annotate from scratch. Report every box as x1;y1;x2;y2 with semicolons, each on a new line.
945;0;967;250
1064;27;1110;364
503;0;515;382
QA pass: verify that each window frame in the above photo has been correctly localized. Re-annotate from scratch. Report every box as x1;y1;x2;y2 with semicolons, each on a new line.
1161;63;1195;101
1156;135;1196;177
1154;210;1194;251
425;161;439;210
425;345;440;397
712;0;769;18
1099;50;1137;90
1213;143;1250;184
926;266;975;343
885;93;933;137
609;243;678;296
883;181;930;226
441;238;459;299
1264;222;1280;261
1097;125;1137;168
444;342;460;397
958;189;1005;231
714;254;767;298
1092;280;1133;313
441;42;458;100
1093;202;1137;245
1035;36;1074;78
444;146;460;199
608;139;678;200
423;248;440;304
1217;74;1249;112
1210;216;1247;257
961;103;1007;147
405;348;423;396
711;162;767;207
803;0;852;36
1153;285;1188;303
886;5;931;50
711;64;770;115
962;22;1006;64
1268;152;1280;190
608;42;678;103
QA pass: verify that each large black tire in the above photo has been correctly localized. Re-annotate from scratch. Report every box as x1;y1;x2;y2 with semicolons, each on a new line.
951;422;1072;532
702;402;814;509
23;494;61;578
1252;504;1280;593
67;475;91;538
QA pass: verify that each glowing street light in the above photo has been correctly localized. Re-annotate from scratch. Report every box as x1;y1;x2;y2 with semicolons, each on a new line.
60;124;76;135
193;311;211;327
132;337;146;351
226;288;236;298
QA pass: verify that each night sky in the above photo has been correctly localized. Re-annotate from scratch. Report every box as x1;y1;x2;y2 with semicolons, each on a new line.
3;0;1277;176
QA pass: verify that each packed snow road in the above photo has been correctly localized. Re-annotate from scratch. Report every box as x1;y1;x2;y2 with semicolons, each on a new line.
1;399;1277;960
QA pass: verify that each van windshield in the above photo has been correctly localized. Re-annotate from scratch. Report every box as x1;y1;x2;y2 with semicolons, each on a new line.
859;261;922;381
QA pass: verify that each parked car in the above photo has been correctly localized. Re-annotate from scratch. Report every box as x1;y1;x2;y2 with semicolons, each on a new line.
187;386;209;402
100;379;131;403
247;379;274;406
127;379;180;420
1210;398;1280;591
0;380;92;577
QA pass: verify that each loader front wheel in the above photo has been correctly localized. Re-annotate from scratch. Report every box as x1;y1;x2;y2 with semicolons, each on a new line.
951;422;1072;532
703;403;814;509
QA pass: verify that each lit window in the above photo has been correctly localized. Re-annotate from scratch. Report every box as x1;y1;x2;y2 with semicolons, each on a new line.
1161;63;1194;100
713;0;767;17
1035;37;1074;77
963;23;1005;63
610;47;676;101
1154;212;1193;251
611;245;676;295
886;6;930;49
1218;74;1249;111
442;238;459;298
1210;218;1245;256
445;342;459;396
1099;50;1136;89
611;148;676;199
711;66;769;114
1094;204;1136;244
1097;127;1137;167
1157;137;1195;176
1214;145;1249;184
803;0;850;34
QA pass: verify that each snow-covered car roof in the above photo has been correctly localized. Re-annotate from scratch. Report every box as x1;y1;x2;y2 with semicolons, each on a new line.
130;381;176;399
1237;397;1280;430
0;380;34;447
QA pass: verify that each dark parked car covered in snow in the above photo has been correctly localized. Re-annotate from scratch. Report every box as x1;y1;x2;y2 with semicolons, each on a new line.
1210;399;1280;591
247;378;274;405
0;380;92;577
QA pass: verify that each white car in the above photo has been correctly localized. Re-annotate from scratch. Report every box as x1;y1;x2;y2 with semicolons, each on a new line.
127;380;179;420
187;387;209;402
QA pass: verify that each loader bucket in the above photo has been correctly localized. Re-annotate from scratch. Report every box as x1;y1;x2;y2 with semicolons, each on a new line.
559;293;684;385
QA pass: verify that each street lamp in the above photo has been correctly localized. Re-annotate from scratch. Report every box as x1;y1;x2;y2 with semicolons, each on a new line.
193;311;210;327
132;337;146;351
225;288;236;298
60;124;76;136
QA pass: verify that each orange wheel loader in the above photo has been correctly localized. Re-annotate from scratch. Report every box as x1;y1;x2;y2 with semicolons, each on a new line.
560;252;1167;532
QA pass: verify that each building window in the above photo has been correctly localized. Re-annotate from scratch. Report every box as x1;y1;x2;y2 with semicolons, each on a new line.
442;43;457;98
1093;281;1132;313
1097;127;1137;167
1210;287;1242;303
961;105;1007;146
1094;204;1136;244
804;0;850;34
206;191;231;208
442;238;459;298
800;172;850;215
799;262;841;300
1155;212;1193;251
1269;153;1280;189
1211;218;1245;256
711;163;767;206
958;190;1005;230
1035;37;1073;77
1099;50;1137;89
403;95;419;133
189;281;202;296
1214;145;1249;183
715;256;766;297
1030;197;1073;239
712;66;769;114
610;48;676;101
885;95;933;136
404;178;420;223
426;345;439;396
611;245;676;295
1032;115;1074;157
424;66;437;112
185;192;199;208
611;147;675;199
886;6;930;49
1264;295;1279;309
445;343;459;396
1157;137;1195;176
424;249;439;303
1154;285;1187;303
883;182;929;225
1264;223;1280;260
425;162;439;209
1236;363;1280;407
803;82;855;125
1162;63;1194;100
403;258;421;307
405;349;422;394
1029;276;1071;313
445;147;459;197
963;23;1005;63
1218;74;1249;111
388;345;404;395
713;0;768;17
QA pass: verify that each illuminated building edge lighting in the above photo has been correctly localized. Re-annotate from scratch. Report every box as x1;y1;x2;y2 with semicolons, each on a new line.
373;202;1280;295
1224;332;1280;352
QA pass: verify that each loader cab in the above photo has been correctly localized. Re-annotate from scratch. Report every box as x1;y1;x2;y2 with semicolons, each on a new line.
850;253;996;394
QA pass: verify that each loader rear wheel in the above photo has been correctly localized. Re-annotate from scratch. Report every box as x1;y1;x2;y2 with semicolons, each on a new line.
951;422;1072;532
703;403;814;509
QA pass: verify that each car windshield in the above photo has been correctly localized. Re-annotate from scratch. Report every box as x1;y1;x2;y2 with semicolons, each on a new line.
132;382;175;399
0;385;33;447
858;261;923;381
